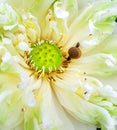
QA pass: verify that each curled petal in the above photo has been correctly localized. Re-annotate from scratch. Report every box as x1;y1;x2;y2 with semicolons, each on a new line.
24;80;75;130
53;77;117;130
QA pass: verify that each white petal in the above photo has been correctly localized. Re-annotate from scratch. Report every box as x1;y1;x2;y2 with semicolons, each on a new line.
0;90;13;103
2;52;11;62
81;38;99;49
38;79;75;130
2;38;12;45
54;2;69;19
27;92;36;107
18;42;31;51
53;78;116;130
70;53;117;76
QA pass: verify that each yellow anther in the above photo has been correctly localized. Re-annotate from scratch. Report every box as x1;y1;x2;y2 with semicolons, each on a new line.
25;20;34;29
33;89;43;100
63;34;66;40
77;72;83;78
35;95;43;100
74;87;84;97
14;38;20;45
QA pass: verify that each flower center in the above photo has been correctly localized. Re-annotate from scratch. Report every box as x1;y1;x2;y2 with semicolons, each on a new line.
29;41;62;73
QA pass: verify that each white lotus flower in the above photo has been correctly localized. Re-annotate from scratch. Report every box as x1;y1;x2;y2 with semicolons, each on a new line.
0;0;117;130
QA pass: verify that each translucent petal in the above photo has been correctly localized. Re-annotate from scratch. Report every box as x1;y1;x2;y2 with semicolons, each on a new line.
0;3;18;31
1;0;34;11
53;76;117;130
30;0;55;21
63;0;117;52
70;35;117;77
24;80;75;130
0;72;23;129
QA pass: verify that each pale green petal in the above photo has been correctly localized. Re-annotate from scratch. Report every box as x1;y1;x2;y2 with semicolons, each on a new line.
63;0;78;16
20;13;41;43
53;76;116;130
0;70;40;130
0;3;18;31
0;72;23;129
70;35;117;77
1;0;34;11
1;12;41;56
0;45;26;75
54;0;89;26
101;35;117;59
30;0;55;21
63;0;117;52
2;37;18;55
24;80;74;130
81;34;117;57
31;1;69;43
85;76;117;117
60;0;78;26
75;53;116;76
0;72;20;89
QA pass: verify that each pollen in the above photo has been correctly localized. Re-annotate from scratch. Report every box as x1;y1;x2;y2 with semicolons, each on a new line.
74;87;84;98
29;41;62;73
